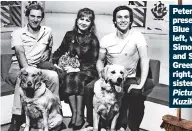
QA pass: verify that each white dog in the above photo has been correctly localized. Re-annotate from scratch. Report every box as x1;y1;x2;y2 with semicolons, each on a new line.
93;64;127;131
19;67;64;131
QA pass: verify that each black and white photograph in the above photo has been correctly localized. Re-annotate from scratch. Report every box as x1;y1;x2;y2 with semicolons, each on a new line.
1;1;192;131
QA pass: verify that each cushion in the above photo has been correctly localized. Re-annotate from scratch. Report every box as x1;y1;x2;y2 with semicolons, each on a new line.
1;54;15;96
136;59;161;95
1;81;14;96
1;54;12;81
146;84;169;106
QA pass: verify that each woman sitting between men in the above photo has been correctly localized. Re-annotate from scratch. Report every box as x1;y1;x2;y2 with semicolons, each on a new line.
52;8;100;130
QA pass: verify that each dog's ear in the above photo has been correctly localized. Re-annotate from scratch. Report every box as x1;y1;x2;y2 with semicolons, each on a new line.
36;70;43;81
34;70;43;89
123;68;128;80
101;65;109;81
100;68;105;79
19;68;28;87
20;68;27;79
37;69;47;82
37;70;42;76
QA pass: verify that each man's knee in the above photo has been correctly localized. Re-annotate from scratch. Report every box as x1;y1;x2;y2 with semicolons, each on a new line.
7;65;20;87
50;70;59;78
48;70;59;87
6;73;17;87
43;70;59;81
129;89;142;96
41;69;59;94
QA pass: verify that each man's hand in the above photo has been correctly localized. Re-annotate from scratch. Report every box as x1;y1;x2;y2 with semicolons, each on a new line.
127;84;142;93
41;50;50;62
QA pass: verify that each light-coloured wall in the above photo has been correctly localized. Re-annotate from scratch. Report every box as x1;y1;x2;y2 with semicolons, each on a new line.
45;1;176;34
45;1;128;15
38;0;192;14
183;0;192;4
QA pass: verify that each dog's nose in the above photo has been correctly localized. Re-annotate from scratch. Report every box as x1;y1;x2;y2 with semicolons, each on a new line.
27;81;32;87
117;78;123;83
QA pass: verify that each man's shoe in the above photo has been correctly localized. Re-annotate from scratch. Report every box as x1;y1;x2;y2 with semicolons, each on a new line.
60;121;67;130
8;115;25;131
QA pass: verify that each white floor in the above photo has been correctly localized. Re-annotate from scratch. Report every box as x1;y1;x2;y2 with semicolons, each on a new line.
1;94;14;125
140;101;176;131
0;94;175;131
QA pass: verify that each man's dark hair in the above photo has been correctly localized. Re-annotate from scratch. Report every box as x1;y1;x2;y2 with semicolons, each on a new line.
25;4;44;19
113;5;133;29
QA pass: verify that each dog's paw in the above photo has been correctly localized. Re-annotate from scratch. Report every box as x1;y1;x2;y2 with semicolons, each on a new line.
48;114;63;129
118;127;126;131
21;123;26;128
87;127;93;131
82;126;93;131
24;125;30;131
80;128;89;131
100;128;106;131
92;128;99;131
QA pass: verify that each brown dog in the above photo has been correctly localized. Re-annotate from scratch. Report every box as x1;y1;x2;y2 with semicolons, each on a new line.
19;67;64;131
93;65;127;131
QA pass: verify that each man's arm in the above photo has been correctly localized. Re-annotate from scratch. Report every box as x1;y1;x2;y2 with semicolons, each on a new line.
96;48;106;78
128;45;149;92
137;45;149;89
15;45;29;68
41;34;53;62
47;34;53;54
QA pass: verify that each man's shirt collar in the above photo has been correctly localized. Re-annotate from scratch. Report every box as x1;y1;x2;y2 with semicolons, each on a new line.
22;25;46;41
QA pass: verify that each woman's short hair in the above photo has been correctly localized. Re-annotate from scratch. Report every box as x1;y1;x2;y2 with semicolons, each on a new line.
73;8;96;34
113;5;133;29
25;4;45;19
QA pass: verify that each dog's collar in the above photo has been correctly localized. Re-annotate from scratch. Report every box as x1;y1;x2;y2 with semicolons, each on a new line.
35;83;47;97
101;81;123;94
101;86;113;93
34;82;42;91
38;87;46;97
101;80;115;93
27;83;46;100
101;85;115;94
24;87;46;104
